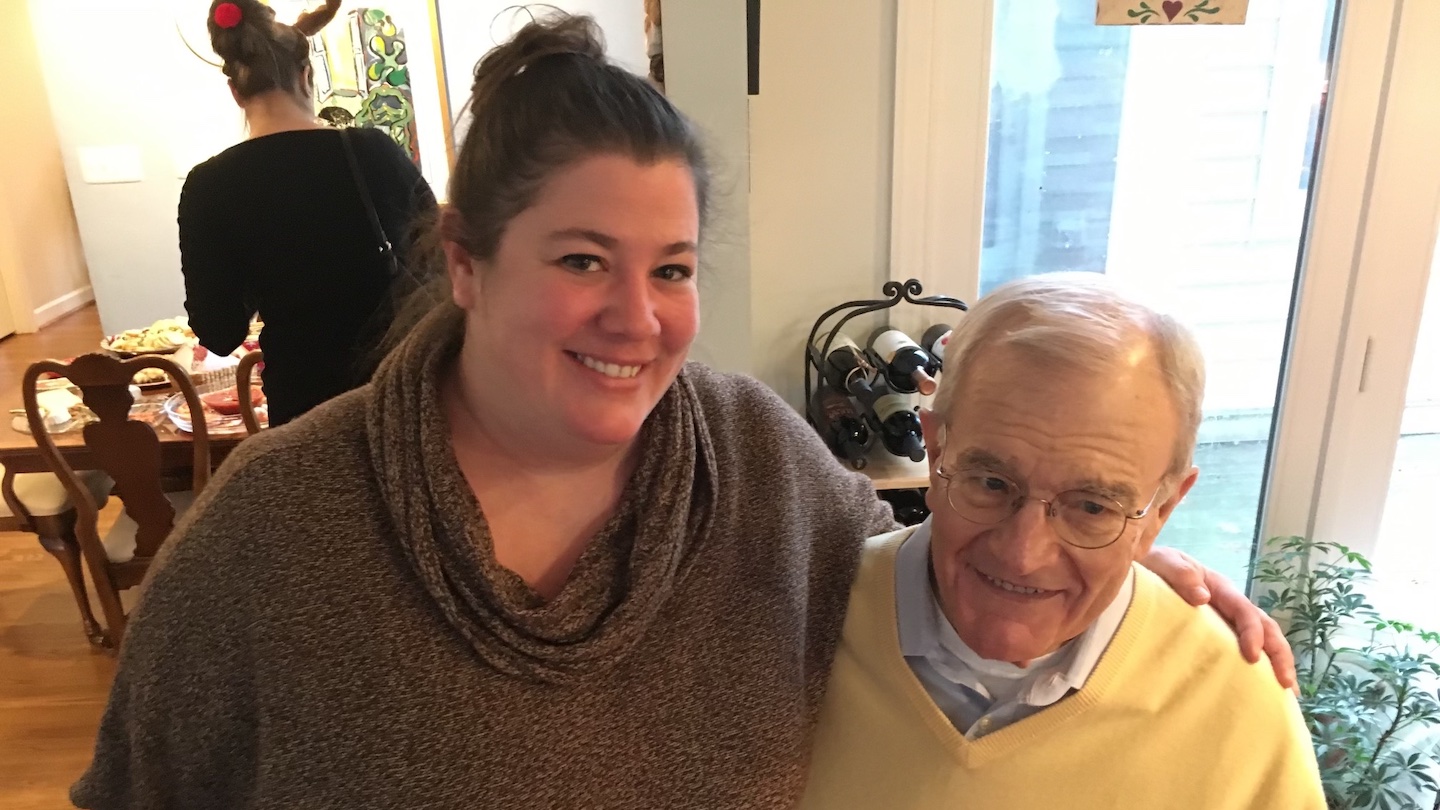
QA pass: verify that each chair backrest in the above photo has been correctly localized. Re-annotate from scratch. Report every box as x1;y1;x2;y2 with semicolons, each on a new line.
236;349;265;436
22;353;210;563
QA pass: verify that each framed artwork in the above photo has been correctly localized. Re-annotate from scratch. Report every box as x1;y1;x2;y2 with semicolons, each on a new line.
1096;0;1249;25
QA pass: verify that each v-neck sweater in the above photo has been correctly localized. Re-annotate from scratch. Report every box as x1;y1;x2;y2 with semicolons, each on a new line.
800;529;1325;809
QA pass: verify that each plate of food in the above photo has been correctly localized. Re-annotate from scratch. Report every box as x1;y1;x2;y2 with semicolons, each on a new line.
101;317;195;357
130;367;173;391
40;358;175;391
163;387;265;435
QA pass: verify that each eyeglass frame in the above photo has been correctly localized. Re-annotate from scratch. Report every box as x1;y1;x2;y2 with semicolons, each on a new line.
931;460;1165;550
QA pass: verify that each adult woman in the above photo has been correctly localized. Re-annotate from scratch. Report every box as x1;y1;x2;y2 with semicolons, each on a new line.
75;14;1289;808
180;0;436;426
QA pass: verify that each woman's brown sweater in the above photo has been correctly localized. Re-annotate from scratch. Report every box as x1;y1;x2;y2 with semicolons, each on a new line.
72;310;896;809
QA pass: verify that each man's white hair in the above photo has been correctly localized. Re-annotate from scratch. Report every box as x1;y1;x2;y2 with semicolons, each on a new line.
931;272;1206;479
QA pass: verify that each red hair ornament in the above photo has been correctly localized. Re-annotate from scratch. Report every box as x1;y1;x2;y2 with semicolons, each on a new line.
213;3;243;29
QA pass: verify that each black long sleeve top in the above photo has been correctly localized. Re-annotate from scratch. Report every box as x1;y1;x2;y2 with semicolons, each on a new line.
179;127;436;426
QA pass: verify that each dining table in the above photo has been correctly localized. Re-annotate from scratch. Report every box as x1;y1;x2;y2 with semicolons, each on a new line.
0;384;251;509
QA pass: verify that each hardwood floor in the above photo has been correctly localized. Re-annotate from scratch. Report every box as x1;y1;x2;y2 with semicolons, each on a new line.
0;306;122;810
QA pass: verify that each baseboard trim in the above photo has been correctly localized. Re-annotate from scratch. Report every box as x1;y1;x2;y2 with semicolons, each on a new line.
33;286;95;329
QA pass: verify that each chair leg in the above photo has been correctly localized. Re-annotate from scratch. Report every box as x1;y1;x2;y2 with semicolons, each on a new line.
36;532;107;648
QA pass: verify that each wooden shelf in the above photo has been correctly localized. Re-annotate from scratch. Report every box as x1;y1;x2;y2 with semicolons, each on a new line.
858;451;931;491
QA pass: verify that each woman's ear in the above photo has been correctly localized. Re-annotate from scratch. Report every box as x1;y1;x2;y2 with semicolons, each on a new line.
441;208;480;309
299;64;315;101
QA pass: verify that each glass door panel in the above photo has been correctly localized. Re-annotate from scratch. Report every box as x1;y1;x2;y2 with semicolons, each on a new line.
980;0;1340;583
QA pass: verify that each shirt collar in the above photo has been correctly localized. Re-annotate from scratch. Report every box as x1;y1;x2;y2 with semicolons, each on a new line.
896;518;941;660
894;517;1135;706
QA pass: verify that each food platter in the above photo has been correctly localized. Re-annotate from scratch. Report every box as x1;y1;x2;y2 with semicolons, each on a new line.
100;318;195;358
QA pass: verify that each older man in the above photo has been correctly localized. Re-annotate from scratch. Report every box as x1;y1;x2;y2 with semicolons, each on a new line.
801;274;1323;809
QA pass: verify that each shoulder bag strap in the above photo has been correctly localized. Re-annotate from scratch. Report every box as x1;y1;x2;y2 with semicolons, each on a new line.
339;128;398;275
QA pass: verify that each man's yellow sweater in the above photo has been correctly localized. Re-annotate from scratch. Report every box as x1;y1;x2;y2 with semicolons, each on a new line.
801;530;1325;809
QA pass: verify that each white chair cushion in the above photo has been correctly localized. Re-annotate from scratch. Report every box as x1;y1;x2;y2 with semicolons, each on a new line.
102;490;196;563
0;463;112;519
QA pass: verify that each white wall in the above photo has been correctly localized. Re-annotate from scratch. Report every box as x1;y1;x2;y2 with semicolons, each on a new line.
663;0;752;374
749;0;899;406
28;1;215;334
29;0;452;335
435;0;647;152
662;0;900;402
4;0;93;332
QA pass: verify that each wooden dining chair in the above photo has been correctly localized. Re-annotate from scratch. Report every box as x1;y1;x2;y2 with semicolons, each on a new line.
236;349;265;435
22;353;210;650
0;463;113;646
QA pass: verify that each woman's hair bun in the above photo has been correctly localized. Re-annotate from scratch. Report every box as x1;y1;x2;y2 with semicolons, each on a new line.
294;0;343;38
469;11;607;102
207;0;341;100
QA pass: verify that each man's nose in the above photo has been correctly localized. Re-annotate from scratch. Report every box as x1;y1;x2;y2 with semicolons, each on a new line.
992;498;1062;573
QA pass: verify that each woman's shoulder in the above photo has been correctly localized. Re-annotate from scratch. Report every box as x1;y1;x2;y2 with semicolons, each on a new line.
678;363;882;493
181;132;326;195
194;388;377;514
680;362;792;418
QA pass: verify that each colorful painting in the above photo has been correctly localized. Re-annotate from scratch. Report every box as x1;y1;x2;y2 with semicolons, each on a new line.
308;7;422;169
1096;0;1249;25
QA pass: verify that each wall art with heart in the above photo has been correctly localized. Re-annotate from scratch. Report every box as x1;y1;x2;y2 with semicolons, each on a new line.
1096;0;1249;25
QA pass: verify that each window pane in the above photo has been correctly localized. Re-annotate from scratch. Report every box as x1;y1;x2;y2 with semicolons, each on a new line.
982;0;1338;584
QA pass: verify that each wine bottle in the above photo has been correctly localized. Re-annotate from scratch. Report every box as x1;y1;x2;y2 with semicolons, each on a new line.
812;334;878;399
882;489;931;526
921;323;953;364
808;388;873;469
868;328;940;396
866;390;926;462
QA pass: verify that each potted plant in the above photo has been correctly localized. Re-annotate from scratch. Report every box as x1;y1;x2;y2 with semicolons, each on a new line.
1254;535;1440;810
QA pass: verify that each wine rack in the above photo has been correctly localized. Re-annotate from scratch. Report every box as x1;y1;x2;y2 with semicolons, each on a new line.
803;278;969;479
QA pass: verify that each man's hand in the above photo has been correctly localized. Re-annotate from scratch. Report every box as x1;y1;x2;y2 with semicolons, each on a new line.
1140;546;1298;693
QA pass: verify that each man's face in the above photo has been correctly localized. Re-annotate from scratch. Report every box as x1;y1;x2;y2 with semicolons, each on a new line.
920;343;1198;666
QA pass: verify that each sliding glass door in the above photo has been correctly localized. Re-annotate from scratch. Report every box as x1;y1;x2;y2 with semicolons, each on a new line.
891;0;1439;589
980;0;1338;583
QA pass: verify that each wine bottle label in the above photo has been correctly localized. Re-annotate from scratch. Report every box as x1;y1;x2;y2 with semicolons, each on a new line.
873;392;917;422
871;329;920;363
816;333;862;353
923;327;952;361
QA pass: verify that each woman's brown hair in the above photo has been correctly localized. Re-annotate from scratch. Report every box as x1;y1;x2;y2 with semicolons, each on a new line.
207;0;342;101
444;10;710;261
375;10;712;361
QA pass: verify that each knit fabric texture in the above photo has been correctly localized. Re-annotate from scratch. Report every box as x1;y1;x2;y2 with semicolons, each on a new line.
72;307;898;809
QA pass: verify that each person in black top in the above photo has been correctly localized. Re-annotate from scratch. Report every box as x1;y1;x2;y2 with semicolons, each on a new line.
181;0;436;426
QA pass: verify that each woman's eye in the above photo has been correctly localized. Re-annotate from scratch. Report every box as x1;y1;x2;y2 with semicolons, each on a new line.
560;254;602;272
654;264;695;282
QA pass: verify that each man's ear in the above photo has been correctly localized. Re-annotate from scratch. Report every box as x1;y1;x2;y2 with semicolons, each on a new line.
1137;466;1199;557
918;408;943;477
